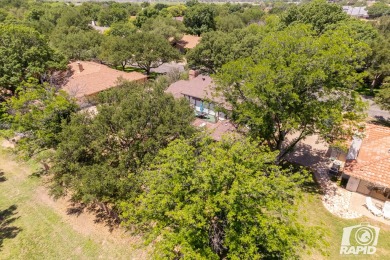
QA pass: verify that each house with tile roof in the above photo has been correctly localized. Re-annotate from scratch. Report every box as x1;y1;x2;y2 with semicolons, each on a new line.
165;73;236;140
166;74;229;120
62;61;147;100
343;123;390;200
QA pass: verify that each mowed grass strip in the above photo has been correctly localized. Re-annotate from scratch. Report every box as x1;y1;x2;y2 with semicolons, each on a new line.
0;146;148;260
300;182;390;260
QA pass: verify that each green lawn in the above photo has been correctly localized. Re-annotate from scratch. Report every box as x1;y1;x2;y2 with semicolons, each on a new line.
355;86;380;97
1;144;390;259
0;146;149;260
300;182;390;259
112;65;160;80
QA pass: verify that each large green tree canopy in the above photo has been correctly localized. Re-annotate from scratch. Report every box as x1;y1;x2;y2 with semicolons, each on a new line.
128;32;181;74
99;35;132;70
0;24;66;93
3;82;77;155
184;4;216;36
121;136;320;259
367;2;390;18
50;26;103;61
375;76;390;111
51;81;195;209
187;23;269;73
366;35;390;91
282;0;348;33
215;24;368;160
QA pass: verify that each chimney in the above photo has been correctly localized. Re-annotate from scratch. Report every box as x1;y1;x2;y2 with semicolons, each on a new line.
77;62;84;73
188;69;198;80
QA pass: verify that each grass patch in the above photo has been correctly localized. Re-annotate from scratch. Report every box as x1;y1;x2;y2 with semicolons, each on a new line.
112;65;161;80
300;180;390;259
355;86;380;97
0;145;148;260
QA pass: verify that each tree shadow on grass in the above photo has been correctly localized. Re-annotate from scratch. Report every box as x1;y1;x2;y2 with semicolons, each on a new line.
284;142;330;196
92;206;121;232
0;205;21;249
66;202;120;232
66;202;86;217
0;170;6;182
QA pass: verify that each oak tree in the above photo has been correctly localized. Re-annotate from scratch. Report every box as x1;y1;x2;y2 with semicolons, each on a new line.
50;81;195;210
0;24;66;93
121;136;321;259
129;32;181;75
215;24;368;160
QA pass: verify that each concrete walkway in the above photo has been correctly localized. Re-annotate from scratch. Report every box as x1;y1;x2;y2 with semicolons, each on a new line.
349;192;390;225
362;95;390;121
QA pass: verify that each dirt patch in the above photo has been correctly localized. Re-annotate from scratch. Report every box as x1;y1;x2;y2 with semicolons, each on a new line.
1;139;15;149
34;186;151;259
33;187;150;259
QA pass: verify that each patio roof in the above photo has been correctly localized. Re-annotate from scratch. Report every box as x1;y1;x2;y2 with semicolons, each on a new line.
344;123;390;188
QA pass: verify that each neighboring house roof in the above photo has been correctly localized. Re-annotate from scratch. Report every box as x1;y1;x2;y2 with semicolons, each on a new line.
166;75;214;99
344;123;390;188
342;6;368;17
90;21;110;34
173;16;184;22
150;62;185;74
193;118;236;141
63;61;147;98
165;75;229;105
176;35;201;49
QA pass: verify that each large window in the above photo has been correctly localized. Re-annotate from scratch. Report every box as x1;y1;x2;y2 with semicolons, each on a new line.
208;103;216;115
195;99;202;111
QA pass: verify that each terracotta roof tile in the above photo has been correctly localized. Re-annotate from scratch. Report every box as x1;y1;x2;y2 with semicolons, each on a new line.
176;35;201;49
344;123;390;187
62;61;147;98
193;118;236;141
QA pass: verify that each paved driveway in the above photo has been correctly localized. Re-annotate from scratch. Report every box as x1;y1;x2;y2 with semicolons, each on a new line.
362;96;390;121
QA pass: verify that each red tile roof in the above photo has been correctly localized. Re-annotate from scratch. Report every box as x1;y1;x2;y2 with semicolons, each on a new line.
193;118;236;141
63;61;147;98
344;123;390;188
176;35;201;49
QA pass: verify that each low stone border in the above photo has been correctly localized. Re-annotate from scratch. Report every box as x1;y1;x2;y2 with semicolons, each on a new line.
315;165;362;219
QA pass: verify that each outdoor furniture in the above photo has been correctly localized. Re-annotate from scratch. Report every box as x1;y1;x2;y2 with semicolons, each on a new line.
329;160;342;178
365;197;383;217
383;201;390;220
196;111;208;119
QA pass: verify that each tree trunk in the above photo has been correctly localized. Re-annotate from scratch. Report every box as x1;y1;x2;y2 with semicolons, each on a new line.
370;74;381;94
